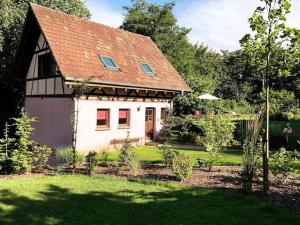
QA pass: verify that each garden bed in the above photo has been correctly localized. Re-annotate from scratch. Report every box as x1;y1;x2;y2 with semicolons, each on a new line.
93;163;300;214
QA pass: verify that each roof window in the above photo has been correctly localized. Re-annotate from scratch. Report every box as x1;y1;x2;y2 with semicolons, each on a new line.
100;55;118;70
141;63;154;75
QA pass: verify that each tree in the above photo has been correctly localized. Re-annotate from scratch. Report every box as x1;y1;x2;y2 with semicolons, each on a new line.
240;0;300;194
0;0;90;129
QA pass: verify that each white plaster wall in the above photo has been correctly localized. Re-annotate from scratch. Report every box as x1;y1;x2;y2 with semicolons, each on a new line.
75;99;171;152
25;97;74;149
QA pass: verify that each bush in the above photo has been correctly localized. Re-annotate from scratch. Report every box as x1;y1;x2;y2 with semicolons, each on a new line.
119;133;134;166
241;114;263;193
56;147;84;167
96;149;109;166
32;145;52;171
12;110;36;174
171;154;193;181
196;115;235;171
163;116;201;143
158;144;180;167
85;151;97;174
196;158;207;168
127;154;140;177
270;148;296;180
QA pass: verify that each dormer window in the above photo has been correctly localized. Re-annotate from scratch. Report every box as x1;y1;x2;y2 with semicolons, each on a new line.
100;55;118;70
141;63;154;75
38;53;56;77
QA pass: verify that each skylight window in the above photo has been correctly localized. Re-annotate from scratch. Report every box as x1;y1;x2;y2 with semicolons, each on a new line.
100;55;118;70
141;63;154;74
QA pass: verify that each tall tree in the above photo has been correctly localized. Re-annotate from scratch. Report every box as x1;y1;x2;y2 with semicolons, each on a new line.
240;0;300;194
0;0;90;129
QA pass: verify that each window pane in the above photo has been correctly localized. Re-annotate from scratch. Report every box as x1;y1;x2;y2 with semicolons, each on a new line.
118;109;130;126
97;109;109;128
38;53;55;77
100;56;117;69
141;63;153;74
161;108;166;120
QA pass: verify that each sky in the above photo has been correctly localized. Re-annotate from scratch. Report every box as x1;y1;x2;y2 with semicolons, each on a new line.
85;0;300;51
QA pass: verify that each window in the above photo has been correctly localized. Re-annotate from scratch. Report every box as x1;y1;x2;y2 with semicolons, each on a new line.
141;63;154;74
118;109;130;127
97;109;110;128
100;55;118;69
160;108;167;121
38;53;56;77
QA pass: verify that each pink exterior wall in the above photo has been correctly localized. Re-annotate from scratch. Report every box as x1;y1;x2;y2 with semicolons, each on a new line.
75;99;171;153
25;97;74;149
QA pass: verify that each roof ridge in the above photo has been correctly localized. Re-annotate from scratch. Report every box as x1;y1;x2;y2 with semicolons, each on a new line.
29;3;151;40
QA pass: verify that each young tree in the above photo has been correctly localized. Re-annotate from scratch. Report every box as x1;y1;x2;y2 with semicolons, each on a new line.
240;0;300;194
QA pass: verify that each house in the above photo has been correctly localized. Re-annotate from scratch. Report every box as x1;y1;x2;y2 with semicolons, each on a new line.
14;4;191;153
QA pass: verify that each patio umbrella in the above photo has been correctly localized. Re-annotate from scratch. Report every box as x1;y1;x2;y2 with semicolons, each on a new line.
198;93;220;100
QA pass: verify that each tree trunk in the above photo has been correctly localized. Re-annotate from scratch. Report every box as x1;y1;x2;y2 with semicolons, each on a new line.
263;84;270;195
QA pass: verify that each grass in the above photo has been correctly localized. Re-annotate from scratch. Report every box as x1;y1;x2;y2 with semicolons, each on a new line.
0;175;299;225
108;146;243;166
107;146;300;171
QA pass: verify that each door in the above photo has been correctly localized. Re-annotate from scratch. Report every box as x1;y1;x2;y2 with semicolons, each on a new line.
145;108;155;139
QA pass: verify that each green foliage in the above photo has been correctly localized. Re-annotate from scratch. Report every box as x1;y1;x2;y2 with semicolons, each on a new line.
32;144;51;171
171;154;193;181
119;133;134;166
241;114;264;193
157;144;180;167
56;146;84;167
196;115;235;171
96;149;109;166
119;133;140;176
269;89;297;119
127;154;140;177
85;151;97;174
0;123;15;174
11;110;36;173
163;115;200;143
270;148;296;179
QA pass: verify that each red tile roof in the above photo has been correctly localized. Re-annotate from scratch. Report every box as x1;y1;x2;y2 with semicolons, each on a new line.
30;4;191;92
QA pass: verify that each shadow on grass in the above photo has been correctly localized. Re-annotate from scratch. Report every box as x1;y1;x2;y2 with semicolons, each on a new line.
0;182;299;225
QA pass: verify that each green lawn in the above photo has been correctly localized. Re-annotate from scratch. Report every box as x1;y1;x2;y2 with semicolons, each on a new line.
107;146;300;171
0;175;299;225
108;146;243;166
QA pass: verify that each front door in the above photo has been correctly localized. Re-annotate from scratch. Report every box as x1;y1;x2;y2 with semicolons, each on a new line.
145;108;155;139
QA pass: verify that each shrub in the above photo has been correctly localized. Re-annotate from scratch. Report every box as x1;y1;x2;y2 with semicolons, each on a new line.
119;133;134;166
158;144;180;167
172;154;193;181
241;114;263;193
270;148;296;180
85;151;97;174
56;147;84;167
163;115;201;143
0;122;15;174
127;154;140;177
96;149;109;166
32;145;52;171
196;158;207;168
196;115;235;171
11;110;36;174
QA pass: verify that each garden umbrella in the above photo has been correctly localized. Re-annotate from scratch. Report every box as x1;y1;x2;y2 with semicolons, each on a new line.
198;93;220;100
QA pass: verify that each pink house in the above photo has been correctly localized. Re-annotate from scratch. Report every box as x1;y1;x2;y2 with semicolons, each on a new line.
15;4;191;153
